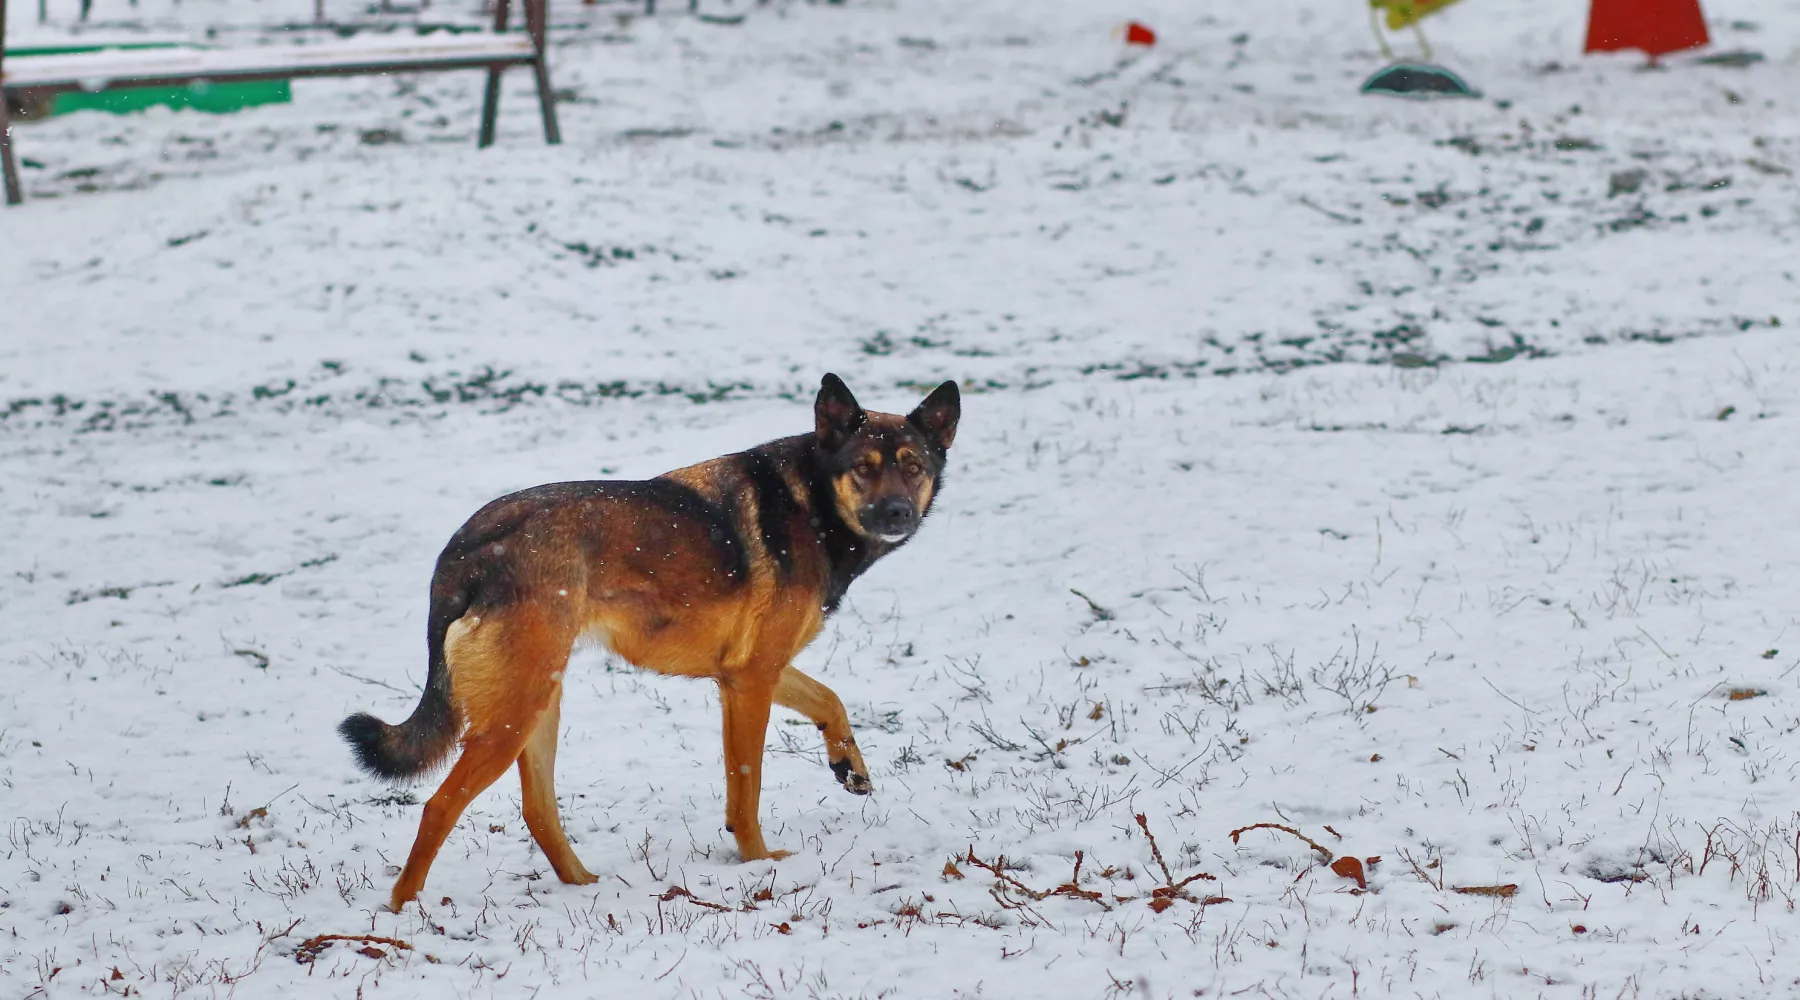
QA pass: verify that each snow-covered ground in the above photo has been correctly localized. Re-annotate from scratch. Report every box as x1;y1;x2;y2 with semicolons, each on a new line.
4;0;1800;997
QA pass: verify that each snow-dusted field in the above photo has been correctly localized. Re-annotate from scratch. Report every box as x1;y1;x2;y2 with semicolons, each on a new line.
4;0;1800;997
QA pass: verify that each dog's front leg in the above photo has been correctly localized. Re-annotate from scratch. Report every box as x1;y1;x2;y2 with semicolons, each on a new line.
774;665;872;794
718;675;793;861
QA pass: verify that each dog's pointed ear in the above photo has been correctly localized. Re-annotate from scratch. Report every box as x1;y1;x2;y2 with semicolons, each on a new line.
907;380;960;453
815;373;866;449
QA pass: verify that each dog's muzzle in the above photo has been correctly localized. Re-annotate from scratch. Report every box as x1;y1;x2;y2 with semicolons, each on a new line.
864;497;918;543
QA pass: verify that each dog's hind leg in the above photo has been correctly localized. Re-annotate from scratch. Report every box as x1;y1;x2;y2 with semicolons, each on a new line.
774;666;871;795
391;726;532;911
389;606;574;911
719;675;793;862
517;693;598;885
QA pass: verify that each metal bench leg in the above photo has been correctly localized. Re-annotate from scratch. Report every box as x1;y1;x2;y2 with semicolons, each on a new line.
531;58;560;145
478;69;503;148
2;0;23;205
477;0;513;148
1;96;23;206
524;0;560;145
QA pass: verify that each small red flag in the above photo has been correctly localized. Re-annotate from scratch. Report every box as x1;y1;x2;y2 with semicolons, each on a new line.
1124;21;1156;47
1585;0;1708;58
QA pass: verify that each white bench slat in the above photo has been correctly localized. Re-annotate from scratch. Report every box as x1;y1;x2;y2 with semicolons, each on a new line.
3;34;536;89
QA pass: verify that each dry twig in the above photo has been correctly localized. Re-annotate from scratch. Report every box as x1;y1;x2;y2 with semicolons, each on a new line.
656;885;732;912
958;818;1221;918
962;848;1112;910
1229;822;1335;862
1135;814;1220;911
1398;848;1444;890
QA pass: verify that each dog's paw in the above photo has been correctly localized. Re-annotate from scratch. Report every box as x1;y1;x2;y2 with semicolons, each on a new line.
559;866;601;886
831;758;873;795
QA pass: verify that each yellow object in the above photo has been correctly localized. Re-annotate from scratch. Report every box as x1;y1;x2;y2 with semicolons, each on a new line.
1370;0;1465;30
1367;0;1465;60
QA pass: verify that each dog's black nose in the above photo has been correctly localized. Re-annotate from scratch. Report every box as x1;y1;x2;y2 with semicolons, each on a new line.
870;497;917;538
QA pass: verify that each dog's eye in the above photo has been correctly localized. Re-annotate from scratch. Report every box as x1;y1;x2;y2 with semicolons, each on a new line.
854;462;876;478
903;462;923;478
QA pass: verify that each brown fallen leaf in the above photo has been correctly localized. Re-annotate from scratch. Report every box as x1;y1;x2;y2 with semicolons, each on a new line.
942;861;964;880
294;934;413;966
1727;688;1766;701
1451;884;1518;898
1329;856;1367;889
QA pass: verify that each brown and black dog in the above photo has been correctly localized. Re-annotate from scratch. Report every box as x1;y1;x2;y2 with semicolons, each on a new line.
341;374;960;910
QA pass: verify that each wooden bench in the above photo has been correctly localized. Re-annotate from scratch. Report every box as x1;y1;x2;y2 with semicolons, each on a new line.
1;0;560;205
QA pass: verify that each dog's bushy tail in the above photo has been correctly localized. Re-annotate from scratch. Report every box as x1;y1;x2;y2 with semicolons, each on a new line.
338;576;470;781
338;690;456;781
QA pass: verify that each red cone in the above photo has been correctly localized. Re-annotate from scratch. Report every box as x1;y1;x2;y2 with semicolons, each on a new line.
1585;0;1708;58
